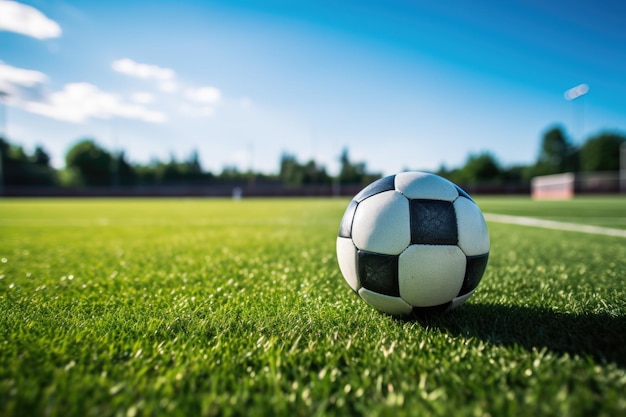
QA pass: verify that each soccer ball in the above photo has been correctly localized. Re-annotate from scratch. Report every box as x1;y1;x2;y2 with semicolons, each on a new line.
336;171;490;316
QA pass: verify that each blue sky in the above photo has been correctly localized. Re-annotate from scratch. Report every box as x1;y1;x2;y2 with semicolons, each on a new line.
1;0;625;175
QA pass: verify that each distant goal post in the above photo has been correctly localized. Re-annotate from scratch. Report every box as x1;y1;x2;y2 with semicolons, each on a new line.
531;173;575;199
532;171;623;199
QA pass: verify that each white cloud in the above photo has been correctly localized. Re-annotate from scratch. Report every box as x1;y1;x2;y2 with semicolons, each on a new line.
109;58;238;121
24;82;166;123
0;1;62;39
0;61;47;86
131;91;154;104
0;62;166;124
112;58;175;81
239;96;252;108
112;58;179;92
0;61;47;102
158;80;178;93
178;103;215;118
185;86;222;103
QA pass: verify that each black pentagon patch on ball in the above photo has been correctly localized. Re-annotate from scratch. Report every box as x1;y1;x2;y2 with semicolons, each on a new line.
458;253;489;297
353;175;396;203
455;185;474;202
338;200;358;238
411;302;452;316
409;200;458;245
358;250;399;297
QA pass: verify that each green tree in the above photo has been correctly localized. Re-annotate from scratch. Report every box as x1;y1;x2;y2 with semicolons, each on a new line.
0;138;56;186
31;146;51;166
579;132;625;172
279;153;304;186
456;152;501;184
220;166;244;181
65;139;113;186
338;148;380;185
182;149;209;183
186;150;202;175
302;159;330;185
134;158;160;185
160;154;183;183
535;126;578;175
279;153;331;186
148;151;211;185
111;151;137;186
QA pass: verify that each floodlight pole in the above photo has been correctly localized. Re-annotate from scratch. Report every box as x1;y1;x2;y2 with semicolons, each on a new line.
564;84;589;143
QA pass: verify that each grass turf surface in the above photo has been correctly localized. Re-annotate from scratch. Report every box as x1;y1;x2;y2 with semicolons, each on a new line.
478;196;626;229
0;197;625;416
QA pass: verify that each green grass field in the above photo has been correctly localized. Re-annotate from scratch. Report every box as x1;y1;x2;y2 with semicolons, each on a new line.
1;197;625;416
478;196;626;230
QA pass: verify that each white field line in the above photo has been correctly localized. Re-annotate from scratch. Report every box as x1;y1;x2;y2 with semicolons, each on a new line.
484;213;626;238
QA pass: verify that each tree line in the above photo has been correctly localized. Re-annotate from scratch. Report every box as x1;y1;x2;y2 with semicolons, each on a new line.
436;127;624;185
0;126;624;189
0;137;381;188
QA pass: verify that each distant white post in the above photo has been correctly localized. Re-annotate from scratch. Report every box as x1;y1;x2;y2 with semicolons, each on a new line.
564;83;589;141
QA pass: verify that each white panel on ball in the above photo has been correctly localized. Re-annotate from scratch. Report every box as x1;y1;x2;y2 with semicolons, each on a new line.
454;197;490;256
351;190;410;255
448;290;474;311
336;237;360;291
358;288;413;316
395;172;459;201
398;245;466;306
